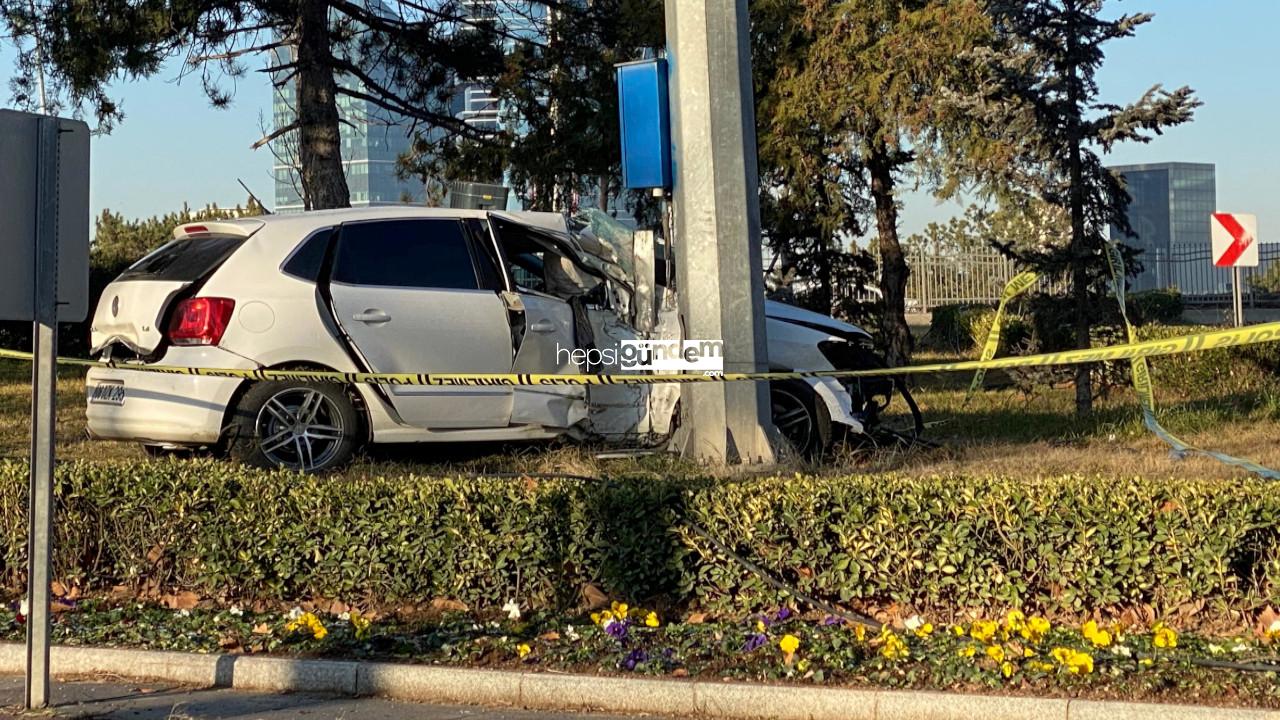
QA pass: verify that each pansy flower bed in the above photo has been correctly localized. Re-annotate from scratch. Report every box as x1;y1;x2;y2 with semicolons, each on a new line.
5;599;1280;708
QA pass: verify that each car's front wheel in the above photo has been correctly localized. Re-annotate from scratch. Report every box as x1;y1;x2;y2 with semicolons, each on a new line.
770;380;831;458
229;382;360;472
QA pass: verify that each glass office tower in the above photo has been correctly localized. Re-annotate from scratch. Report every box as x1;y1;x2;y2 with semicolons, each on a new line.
1109;162;1216;292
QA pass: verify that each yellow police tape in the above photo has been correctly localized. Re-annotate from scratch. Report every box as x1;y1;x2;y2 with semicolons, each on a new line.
966;246;1279;480
965;269;1040;402
1;320;1279;386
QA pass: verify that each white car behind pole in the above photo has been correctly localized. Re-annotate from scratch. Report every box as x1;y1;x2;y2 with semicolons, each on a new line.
86;207;916;471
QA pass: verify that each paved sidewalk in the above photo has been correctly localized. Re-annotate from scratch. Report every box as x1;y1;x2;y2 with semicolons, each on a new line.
0;676;637;720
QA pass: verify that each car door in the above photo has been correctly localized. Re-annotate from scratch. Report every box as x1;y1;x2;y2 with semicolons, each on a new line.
479;218;588;428
326;218;515;429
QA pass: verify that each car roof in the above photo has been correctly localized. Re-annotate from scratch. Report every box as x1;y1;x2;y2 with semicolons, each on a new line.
228;206;569;257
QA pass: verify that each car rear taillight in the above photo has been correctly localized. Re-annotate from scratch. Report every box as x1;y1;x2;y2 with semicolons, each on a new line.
168;297;235;346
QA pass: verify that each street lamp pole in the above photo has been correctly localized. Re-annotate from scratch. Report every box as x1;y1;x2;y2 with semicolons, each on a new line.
663;0;775;463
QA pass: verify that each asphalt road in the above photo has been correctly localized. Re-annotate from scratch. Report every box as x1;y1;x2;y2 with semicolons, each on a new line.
0;676;646;720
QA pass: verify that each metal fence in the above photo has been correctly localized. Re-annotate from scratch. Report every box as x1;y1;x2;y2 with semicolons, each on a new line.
898;244;1280;310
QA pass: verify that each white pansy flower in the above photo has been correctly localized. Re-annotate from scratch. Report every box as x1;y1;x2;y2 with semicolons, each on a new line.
228;606;244;617
564;625;580;641
903;615;925;631
339;611;351;621
287;607;303;620
502;600;521;621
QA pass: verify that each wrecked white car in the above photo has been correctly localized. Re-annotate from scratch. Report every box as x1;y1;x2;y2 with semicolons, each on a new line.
85;207;917;470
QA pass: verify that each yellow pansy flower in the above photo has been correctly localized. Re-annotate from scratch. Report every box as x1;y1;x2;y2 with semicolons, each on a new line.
1153;622;1178;649
986;645;1005;663
517;643;531;658
1001;661;1015;678
779;634;800;655
879;631;909;660
1022;616;1051;643
970;620;997;643
645;611;660;628
1082;620;1112;648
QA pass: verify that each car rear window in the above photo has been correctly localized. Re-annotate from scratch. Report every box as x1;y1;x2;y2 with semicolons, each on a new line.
117;235;245;282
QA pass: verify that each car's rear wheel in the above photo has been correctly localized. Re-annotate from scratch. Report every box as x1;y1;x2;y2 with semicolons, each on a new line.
770;380;831;458
229;382;360;472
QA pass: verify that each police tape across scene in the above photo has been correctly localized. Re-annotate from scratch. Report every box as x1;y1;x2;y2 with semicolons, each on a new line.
1;320;1278;387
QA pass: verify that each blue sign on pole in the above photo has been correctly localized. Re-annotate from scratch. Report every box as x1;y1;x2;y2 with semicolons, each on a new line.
615;58;671;190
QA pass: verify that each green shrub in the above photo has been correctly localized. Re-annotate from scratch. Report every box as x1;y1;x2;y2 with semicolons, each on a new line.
3;460;1279;624
923;304;989;353
962;308;1032;357
1129;288;1184;325
1137;323;1280;399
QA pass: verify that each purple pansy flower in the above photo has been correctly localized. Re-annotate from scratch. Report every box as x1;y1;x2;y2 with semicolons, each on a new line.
605;619;630;640
741;633;768;653
622;648;649;671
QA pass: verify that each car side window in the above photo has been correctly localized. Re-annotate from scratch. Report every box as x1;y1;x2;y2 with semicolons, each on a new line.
281;228;333;282
463;219;505;292
332;219;479;290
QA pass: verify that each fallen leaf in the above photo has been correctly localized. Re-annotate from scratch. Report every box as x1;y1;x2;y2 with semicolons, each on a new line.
328;600;349;616
252;623;273;636
796;567;813;578
685;612;707;625
146;544;165;565
51;601;75;613
538;631;560;642
162;591;200;610
1255;606;1279;641
218;634;241;650
51;581;66;596
672;668;689;677
581;584;609;610
430;598;469;613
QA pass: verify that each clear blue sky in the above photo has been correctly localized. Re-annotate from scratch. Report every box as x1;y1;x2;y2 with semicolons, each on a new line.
1;0;1275;239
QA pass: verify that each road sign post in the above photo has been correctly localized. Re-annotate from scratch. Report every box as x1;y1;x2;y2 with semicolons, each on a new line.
0;110;90;710
1211;212;1258;328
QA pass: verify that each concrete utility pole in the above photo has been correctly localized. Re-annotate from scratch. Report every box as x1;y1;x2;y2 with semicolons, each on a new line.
664;0;775;463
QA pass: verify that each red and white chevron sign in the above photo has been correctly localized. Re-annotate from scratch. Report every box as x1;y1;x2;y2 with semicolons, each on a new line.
1211;212;1259;268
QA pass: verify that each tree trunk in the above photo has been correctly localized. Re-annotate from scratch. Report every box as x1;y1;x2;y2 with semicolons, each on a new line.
868;146;912;366
1065;22;1093;416
295;0;349;211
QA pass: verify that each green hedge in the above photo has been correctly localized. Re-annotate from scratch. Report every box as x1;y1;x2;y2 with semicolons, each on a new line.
2;461;1279;622
1137;323;1280;399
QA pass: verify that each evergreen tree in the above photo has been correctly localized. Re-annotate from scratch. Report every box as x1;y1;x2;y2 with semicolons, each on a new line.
958;0;1199;414
2;1;503;210
757;0;992;365
413;0;664;217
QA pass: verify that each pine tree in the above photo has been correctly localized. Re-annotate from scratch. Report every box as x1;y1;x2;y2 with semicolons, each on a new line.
756;0;992;365
958;0;1199;414
2;1;504;210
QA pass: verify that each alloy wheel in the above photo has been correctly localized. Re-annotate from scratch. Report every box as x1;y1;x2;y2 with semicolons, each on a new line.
254;388;347;471
770;386;815;454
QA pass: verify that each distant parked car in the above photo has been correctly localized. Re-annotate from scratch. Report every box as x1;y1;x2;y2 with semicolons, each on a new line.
86;207;913;470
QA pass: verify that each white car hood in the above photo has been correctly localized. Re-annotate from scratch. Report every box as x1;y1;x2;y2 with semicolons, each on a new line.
764;300;871;340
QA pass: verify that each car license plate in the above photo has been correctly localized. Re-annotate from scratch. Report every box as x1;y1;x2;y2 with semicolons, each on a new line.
89;382;125;406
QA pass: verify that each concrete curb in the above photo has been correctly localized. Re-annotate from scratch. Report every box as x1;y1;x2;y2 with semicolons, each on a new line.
0;643;1275;720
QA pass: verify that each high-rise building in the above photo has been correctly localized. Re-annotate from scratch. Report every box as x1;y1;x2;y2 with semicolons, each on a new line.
269;33;427;211
1109;162;1216;292
456;1;547;135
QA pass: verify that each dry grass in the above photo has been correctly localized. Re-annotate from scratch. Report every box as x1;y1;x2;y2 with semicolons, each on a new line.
1;357;1277;481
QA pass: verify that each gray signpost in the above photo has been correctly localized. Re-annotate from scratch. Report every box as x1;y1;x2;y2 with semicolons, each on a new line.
0;109;90;709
